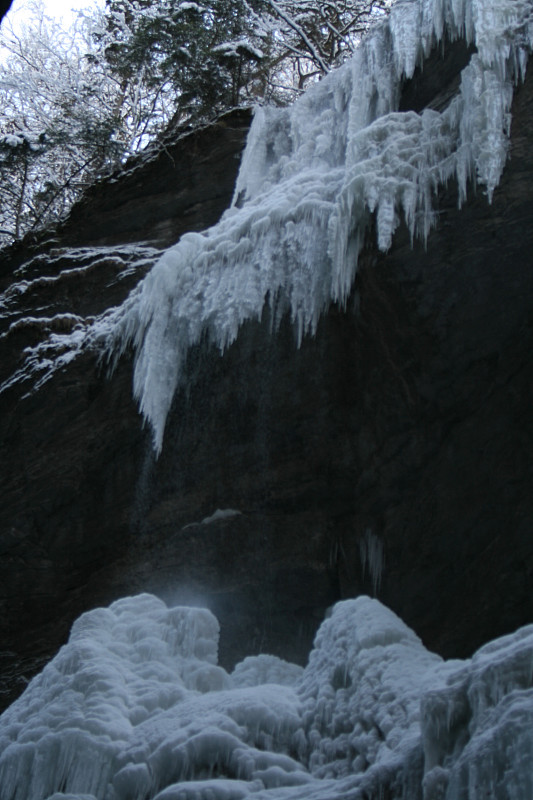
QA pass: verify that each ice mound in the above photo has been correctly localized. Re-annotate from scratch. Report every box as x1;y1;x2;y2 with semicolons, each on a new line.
298;598;446;781
0;593;302;800
3;593;533;799
422;623;533;799
92;0;533;453
0;595;226;800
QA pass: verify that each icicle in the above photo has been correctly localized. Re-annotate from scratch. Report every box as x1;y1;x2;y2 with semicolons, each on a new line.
359;529;384;595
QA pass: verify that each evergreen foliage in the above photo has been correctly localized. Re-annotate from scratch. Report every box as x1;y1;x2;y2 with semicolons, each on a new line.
99;0;268;121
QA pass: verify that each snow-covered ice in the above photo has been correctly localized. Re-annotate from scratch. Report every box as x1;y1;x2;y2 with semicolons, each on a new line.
2;593;533;799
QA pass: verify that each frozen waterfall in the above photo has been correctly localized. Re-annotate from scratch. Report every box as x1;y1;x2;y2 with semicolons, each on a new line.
4;0;530;451
2;593;533;799
91;0;533;453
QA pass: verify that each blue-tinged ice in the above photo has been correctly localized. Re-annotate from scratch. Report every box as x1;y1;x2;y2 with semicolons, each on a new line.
3;594;533;799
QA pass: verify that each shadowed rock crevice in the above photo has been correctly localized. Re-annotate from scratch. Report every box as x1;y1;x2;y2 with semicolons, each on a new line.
399;37;477;113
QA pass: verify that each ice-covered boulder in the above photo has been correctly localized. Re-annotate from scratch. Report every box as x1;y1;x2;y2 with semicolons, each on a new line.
0;593;304;800
2;593;533;800
422;624;533;799
0;595;227;800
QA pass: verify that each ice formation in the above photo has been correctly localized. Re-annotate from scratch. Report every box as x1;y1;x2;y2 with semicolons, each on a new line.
1;0;530;450
2;593;533;800
85;0;533;453
359;529;384;594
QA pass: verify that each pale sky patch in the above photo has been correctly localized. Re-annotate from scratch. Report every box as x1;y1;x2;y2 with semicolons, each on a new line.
2;0;104;32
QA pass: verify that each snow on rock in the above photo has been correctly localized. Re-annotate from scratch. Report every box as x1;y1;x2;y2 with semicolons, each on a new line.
93;0;533;453
1;594;533;799
0;244;161;398
181;509;242;530
200;509;242;525
0;322;92;398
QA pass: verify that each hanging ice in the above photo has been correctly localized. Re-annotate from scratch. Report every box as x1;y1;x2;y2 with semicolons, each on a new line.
2;593;533;799
94;0;532;453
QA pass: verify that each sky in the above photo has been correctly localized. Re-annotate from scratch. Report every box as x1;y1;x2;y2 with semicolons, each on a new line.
3;0;104;31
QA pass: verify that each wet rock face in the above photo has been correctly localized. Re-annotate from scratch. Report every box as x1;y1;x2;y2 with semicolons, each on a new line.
58;108;254;249
1;57;533;710
341;66;533;654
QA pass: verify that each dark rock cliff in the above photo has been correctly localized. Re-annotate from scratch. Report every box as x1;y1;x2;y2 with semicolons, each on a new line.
1;50;533;711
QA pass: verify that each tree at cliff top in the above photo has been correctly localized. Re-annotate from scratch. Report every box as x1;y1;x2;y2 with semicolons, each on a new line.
98;0;390;116
98;0;267;125
254;0;390;96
